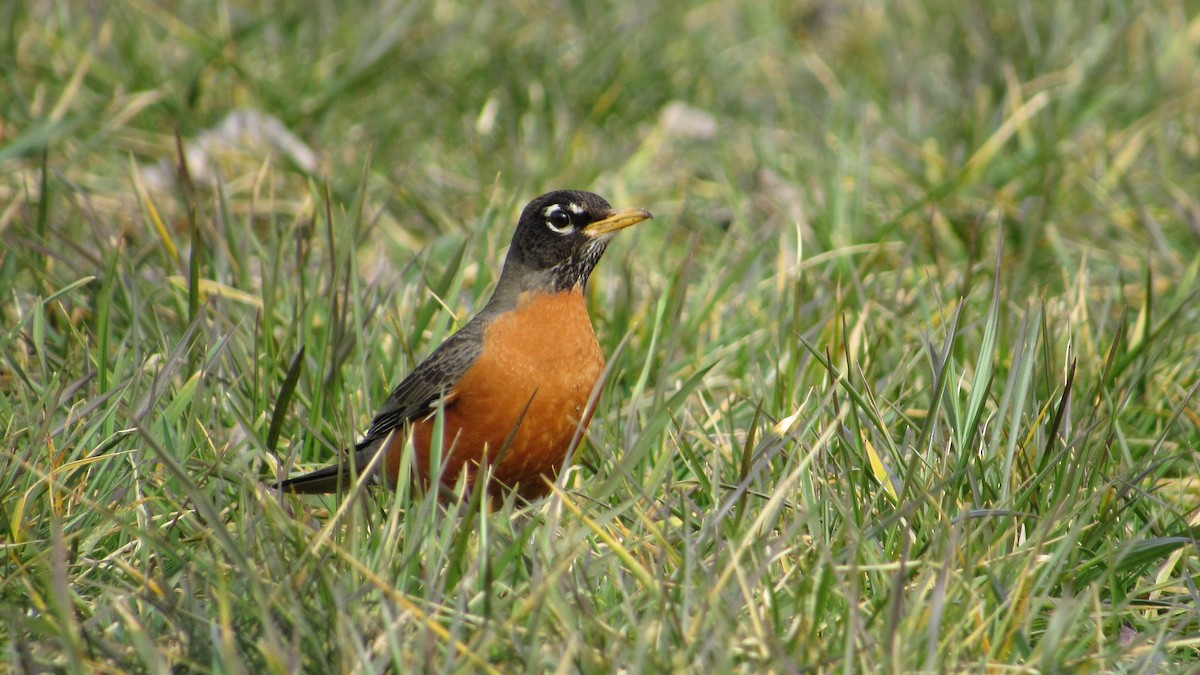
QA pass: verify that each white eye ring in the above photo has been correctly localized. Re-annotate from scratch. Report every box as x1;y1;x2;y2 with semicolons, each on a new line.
544;204;574;234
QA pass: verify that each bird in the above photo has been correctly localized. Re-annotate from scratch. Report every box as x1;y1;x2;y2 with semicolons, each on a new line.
275;190;652;502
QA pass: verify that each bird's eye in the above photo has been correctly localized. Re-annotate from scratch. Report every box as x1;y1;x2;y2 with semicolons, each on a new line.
545;206;573;233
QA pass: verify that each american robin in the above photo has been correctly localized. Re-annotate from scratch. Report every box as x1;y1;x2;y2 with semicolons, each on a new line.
276;190;652;502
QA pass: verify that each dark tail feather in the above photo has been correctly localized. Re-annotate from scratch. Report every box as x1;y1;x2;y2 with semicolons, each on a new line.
273;440;383;494
275;463;356;494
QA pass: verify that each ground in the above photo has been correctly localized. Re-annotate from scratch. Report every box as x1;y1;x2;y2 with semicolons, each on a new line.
2;0;1198;671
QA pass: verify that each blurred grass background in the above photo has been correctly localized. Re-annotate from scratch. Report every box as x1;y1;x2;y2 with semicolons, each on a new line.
2;0;1199;671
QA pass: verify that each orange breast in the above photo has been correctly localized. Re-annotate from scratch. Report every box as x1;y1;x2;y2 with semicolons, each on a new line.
386;289;605;500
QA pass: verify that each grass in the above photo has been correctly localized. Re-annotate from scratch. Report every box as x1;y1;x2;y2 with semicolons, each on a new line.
3;0;1199;671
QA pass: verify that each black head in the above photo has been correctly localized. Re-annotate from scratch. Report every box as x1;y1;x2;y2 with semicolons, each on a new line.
501;190;652;293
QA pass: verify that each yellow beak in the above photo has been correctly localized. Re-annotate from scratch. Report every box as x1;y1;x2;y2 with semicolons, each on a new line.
584;207;653;237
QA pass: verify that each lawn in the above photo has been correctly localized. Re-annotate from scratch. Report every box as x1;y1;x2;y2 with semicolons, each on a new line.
2;0;1198;671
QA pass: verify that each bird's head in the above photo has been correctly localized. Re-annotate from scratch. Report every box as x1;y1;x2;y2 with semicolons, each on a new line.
501;190;652;294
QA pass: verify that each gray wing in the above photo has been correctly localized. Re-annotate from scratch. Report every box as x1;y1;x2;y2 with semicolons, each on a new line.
276;317;486;494
355;317;486;451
